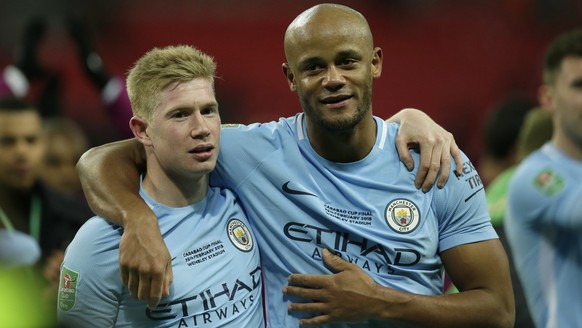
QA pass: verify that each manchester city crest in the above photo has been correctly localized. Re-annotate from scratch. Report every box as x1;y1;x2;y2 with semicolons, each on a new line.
385;199;420;233
227;219;254;252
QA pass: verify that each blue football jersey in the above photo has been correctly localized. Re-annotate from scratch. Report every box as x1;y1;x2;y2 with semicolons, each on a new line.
506;143;582;328
58;182;263;327
211;114;497;327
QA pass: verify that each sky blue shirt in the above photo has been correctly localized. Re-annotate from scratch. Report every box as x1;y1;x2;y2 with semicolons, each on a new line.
505;142;582;328
58;182;263;327
212;114;497;327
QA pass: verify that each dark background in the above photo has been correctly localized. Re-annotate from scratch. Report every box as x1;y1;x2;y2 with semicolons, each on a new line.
1;0;580;164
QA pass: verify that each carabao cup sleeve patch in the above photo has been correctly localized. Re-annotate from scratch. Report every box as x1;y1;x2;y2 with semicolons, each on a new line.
532;168;565;196
58;265;79;311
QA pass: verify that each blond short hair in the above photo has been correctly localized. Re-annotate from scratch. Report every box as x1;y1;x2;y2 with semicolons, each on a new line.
126;45;216;122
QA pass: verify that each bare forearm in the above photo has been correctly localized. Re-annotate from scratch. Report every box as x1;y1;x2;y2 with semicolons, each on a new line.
77;139;173;306
76;138;150;226
375;241;514;327
287;245;513;327
372;288;513;328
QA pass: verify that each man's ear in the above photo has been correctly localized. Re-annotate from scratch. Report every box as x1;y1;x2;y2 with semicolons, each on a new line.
129;116;152;146
282;63;297;91
538;85;554;113
371;47;383;78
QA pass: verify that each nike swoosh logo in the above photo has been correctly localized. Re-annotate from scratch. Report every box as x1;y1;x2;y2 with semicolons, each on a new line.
282;181;317;197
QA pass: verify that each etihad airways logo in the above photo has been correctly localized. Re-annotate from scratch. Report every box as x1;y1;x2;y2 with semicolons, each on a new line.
283;222;421;269
147;266;261;322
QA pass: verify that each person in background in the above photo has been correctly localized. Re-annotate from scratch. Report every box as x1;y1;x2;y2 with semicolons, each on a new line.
487;107;553;227
67;17;134;138
40;117;90;198
1;18;133;139
485;107;553;328
0;18;68;120
479;97;535;187
0;229;41;267
505;28;582;327
0;96;92;325
0;19;90;197
76;4;514;327
0;18;46;100
443;97;536;297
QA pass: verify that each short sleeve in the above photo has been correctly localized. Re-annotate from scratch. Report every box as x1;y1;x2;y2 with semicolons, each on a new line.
435;155;498;252
57;218;123;328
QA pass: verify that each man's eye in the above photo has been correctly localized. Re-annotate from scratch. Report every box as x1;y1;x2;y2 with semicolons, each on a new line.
340;59;356;66
173;112;188;118
304;64;322;72
201;108;217;116
0;137;15;147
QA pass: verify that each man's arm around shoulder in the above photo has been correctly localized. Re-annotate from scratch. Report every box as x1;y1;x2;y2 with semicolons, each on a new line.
76;138;172;307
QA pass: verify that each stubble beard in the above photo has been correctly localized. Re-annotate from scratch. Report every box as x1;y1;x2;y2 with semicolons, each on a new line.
300;80;373;133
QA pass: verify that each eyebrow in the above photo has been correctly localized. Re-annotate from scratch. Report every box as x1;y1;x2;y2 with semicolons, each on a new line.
336;50;362;60
297;57;324;69
297;49;364;68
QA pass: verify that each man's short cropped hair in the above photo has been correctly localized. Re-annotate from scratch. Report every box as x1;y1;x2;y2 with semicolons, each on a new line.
543;28;582;85
126;45;217;122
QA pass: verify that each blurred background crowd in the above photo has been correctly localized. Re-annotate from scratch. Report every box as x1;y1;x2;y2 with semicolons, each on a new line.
0;0;581;327
0;0;579;159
